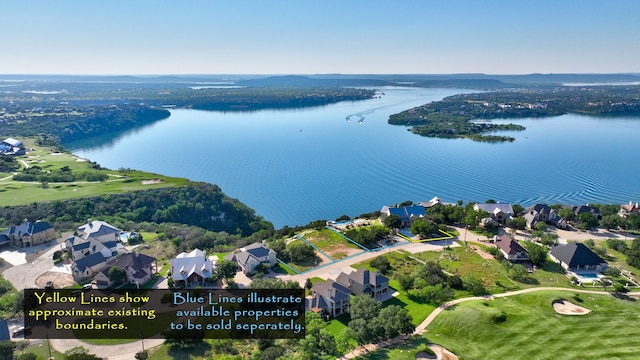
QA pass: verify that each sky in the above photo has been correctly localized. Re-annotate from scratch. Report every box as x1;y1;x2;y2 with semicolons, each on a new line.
2;0;639;75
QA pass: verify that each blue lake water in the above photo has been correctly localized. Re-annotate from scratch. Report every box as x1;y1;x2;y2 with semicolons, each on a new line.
65;87;640;228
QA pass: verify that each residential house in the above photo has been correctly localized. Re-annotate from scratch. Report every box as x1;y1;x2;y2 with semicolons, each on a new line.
0;220;55;247
309;279;352;318
473;203;514;225
171;249;216;287
77;219;120;243
69;237;121;262
72;253;108;280
0;137;25;156
68;220;126;280
619;201;640;218
380;205;426;227
93;252;157;288
521;204;567;229
224;241;277;275
418;196;450;208
549;242;608;272
572;205;601;220
494;234;529;262
336;267;389;298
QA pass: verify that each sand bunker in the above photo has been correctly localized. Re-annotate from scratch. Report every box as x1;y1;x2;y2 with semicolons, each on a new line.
552;299;591;315
416;345;458;360
141;179;163;185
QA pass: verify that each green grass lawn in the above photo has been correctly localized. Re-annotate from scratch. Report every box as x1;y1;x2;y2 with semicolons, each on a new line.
350;254;436;326
425;290;640;360
411;245;515;294
19;342;65;359
208;251;230;262
355;335;432;360
0;139;189;206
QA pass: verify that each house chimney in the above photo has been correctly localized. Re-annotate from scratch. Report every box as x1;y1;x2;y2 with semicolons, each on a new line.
363;270;370;285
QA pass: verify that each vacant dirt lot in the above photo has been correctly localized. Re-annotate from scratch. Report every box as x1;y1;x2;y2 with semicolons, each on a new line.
35;271;76;289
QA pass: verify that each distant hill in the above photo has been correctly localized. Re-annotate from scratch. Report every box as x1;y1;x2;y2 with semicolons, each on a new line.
412;78;511;89
236;75;389;87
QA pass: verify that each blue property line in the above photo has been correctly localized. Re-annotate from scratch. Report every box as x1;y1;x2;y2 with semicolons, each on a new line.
295;234;334;261
324;226;371;252
276;258;300;274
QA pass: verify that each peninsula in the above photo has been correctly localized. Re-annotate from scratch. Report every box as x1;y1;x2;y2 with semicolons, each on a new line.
388;85;640;142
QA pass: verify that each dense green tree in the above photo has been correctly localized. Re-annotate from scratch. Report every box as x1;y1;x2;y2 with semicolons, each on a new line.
511;203;524;215
627;214;640;230
300;312;336;359
349;318;380;346
287;242;316;263
382;214;402;230
540;233;559;247
506;217;526;230
576;212;598;230
378;305;415;338
558;208;576;222
606;238;628;253
370;256;391;275
464;206;488;230
534;221;548;231
508;263;528;281
108;266;126;285
248;277;301;289
217;260;238;281
135;351;149;360
413;284;454;304
335;328;357;356
64;346;102;360
626;238;640;268
397;274;414;292
348;294;381;322
0;341;16;360
462;275;487;296
412;261;446;286
600;214;625;230
410;219;438;238
526;242;548;267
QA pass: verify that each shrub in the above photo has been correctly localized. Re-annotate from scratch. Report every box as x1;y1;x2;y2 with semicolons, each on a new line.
603;267;621;277
491;310;508;324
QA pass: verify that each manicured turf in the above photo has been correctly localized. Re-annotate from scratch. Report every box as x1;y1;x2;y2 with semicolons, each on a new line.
0;139;189;206
425;290;640;360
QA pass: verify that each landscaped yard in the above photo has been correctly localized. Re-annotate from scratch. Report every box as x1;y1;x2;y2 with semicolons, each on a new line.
424;290;640;359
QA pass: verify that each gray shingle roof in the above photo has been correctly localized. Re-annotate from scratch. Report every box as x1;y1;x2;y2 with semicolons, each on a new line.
75;253;106;271
550;242;605;267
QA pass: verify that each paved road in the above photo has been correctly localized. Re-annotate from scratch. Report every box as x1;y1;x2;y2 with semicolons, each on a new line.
2;242;62;289
282;239;456;286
